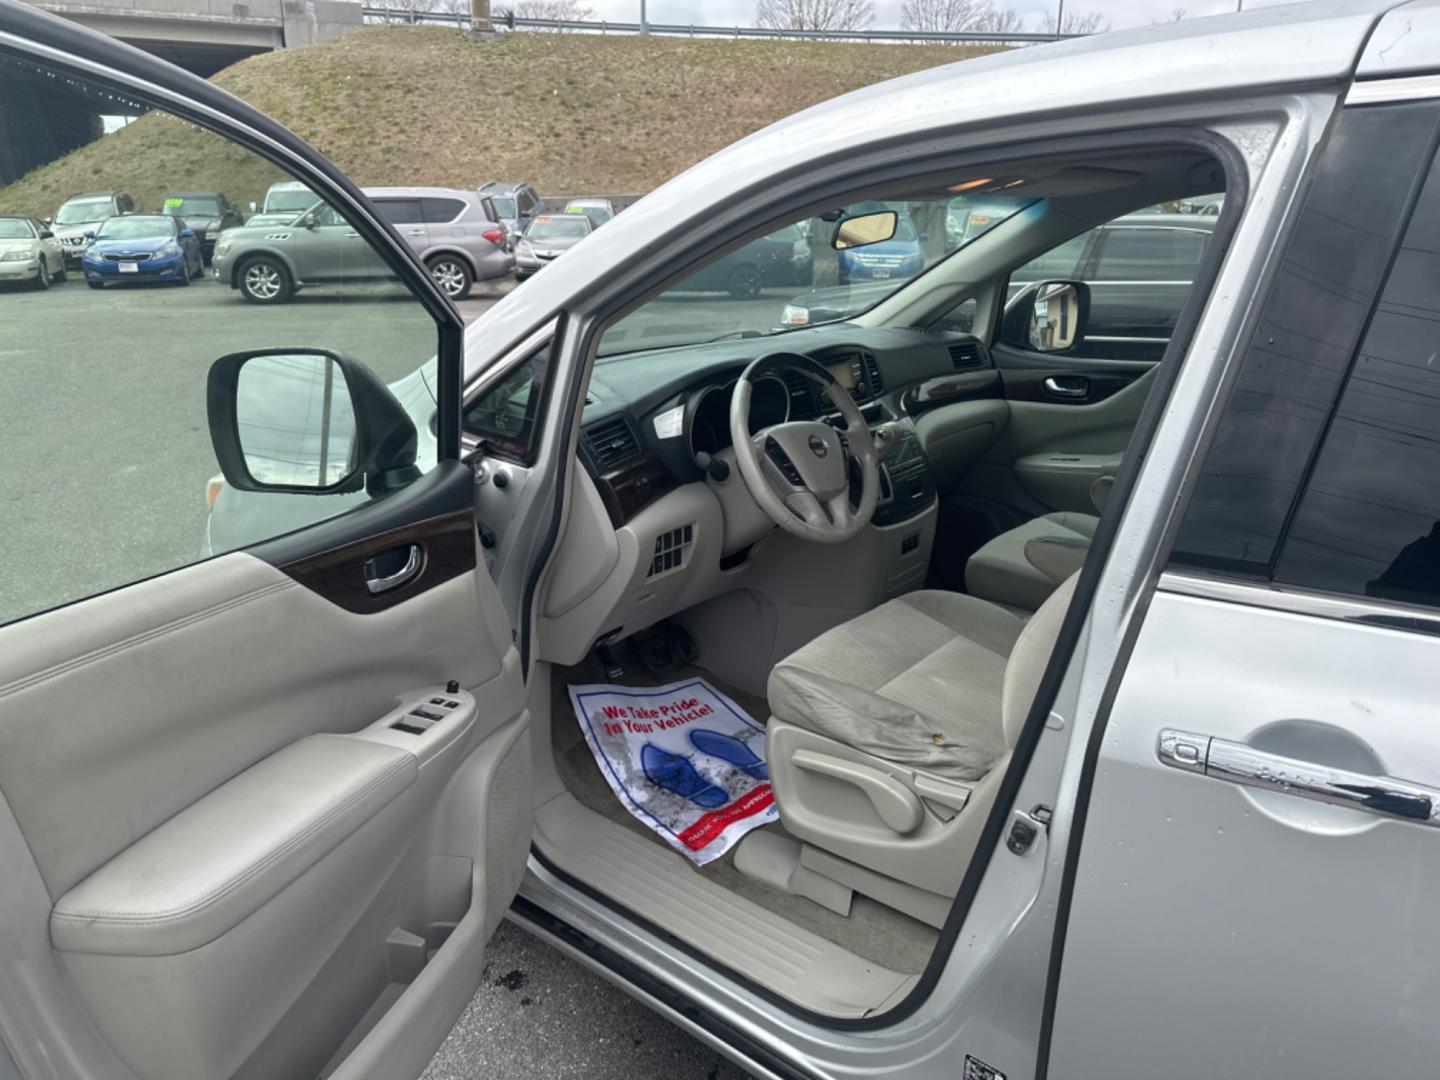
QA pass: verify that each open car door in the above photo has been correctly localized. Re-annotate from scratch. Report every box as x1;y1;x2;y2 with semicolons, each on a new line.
0;6;529;1079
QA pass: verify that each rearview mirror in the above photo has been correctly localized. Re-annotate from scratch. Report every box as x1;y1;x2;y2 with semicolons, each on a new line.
832;210;898;251
1001;279;1091;354
207;349;419;497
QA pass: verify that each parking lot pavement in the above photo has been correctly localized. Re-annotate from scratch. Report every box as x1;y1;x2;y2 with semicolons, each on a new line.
423;921;754;1080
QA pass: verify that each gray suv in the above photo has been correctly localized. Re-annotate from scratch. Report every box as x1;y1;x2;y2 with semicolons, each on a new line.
477;180;542;248
366;187;513;300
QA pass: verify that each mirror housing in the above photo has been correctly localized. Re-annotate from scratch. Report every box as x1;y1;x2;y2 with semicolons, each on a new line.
206;349;420;498
1002;279;1091;354
832;210;898;251
300;213;318;230
38;228;53;240
179;227;195;239
83;230;96;241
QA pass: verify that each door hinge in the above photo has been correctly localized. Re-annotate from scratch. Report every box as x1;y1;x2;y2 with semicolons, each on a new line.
1005;803;1053;856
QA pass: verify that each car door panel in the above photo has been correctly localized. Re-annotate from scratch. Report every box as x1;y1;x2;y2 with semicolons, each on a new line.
0;10;529;1080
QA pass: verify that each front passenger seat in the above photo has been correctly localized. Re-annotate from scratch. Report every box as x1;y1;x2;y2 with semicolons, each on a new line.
965;510;1096;611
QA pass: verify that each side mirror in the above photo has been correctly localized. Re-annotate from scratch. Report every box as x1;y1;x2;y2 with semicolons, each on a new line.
832;210;898;251
1002;279;1091;354
249;201;257;213
42;218;51;228
39;229;53;240
206;349;419;497
301;214;318;230
179;227;195;239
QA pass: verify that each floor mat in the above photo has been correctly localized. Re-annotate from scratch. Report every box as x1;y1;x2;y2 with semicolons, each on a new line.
551;656;939;975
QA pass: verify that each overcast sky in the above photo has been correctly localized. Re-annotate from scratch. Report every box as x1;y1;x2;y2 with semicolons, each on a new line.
586;0;1306;31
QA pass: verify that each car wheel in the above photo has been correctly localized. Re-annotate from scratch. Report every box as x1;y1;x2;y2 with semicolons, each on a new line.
726;264;763;300
33;260;50;291
427;255;473;300
176;264;191;286
53;258;67;282
238;256;292;304
87;280;103;290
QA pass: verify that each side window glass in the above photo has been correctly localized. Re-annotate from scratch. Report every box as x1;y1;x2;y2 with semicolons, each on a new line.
0;54;441;627
421;197;465;225
1274;140;1440;607
1091;226;1207;281
1171;103;1440;575
517;190;538;215
374;198;422;225
1011;231;1091;284
464;348;551;464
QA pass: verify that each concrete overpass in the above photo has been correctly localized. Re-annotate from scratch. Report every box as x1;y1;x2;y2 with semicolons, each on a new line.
23;0;363;75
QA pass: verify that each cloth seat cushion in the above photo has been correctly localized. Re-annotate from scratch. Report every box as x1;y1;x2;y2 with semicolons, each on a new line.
767;591;1027;781
966;511;1098;611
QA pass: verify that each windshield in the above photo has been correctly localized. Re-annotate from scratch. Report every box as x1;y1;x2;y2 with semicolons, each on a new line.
96;216;174;239
0;219;33;239
570;204;613;224
491;196;517;219
55;198;113;225
164;196;219;216
598;195;1033;357
527;217;589;241
265;187;315;213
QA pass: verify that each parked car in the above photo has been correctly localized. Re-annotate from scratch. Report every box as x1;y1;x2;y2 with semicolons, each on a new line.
836;212;923;284
0;213;65;289
81;213;203;288
563;197;616;228
49;190;136;264
513;213;591;280
478;180;543;247
213;199;398;303
162;191;242;265
673;223;812;298
259;179;316;218
10;7;1440;1080
365;186;512;300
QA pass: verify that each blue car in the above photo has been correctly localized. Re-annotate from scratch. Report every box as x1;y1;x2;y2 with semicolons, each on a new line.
837;213;923;285
83;214;203;288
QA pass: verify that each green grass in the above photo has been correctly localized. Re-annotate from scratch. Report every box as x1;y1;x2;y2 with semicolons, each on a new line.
0;27;999;216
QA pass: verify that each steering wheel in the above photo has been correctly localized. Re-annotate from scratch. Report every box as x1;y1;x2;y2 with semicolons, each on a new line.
729;352;879;544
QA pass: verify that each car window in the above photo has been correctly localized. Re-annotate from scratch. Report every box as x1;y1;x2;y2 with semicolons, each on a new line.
1169;104;1438;577
1273;141;1440;608
491;195;517;219
309;202;347;227
527;216;590;240
165;195;220;216
600;195;1033;356
421;197;466;224
1091;225;1208;281
0;54;441;627
0;218;34;239
516;189;538;214
465;346;552;465
54;196;113;225
374;198;422;225
1011;231;1090;283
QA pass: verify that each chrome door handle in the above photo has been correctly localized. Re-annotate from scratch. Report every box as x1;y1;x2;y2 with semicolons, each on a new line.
1043;376;1089;399
405;228;425;236
365;544;422;594
1158;729;1440;825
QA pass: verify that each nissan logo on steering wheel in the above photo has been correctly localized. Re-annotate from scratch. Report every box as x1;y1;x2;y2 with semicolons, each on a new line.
808;433;829;458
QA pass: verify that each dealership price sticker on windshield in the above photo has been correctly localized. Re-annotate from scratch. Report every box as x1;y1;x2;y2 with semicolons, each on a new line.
568;679;778;865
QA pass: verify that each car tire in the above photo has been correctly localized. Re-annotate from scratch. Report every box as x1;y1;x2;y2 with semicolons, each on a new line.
176;265;191;286
33;260;50;291
726;264;763;300
427;255;473;300
87;281;103;290
238;256;292;304
53;259;67;283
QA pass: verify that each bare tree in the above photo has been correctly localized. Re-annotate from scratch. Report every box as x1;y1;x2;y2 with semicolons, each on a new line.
1159;6;1189;20
900;0;994;33
371;0;469;15
976;7;1025;33
755;0;875;32
498;0;595;22
1037;9;1110;34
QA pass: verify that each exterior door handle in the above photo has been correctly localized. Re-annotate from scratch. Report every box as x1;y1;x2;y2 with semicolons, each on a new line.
1043;375;1089;399
1158;729;1440;826
364;544;422;594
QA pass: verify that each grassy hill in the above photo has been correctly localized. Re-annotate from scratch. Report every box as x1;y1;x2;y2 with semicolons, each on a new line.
0;27;997;217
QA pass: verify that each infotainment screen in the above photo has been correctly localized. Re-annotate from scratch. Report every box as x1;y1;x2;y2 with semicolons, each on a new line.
826;356;864;393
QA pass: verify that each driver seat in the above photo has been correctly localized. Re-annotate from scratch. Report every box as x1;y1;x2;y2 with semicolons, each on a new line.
757;575;1076;928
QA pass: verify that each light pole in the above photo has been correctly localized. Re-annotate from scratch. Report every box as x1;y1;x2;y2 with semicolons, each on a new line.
640;0;648;33
1055;0;1065;39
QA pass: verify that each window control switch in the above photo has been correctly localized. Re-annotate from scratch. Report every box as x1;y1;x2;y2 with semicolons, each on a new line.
391;721;428;736
441;700;459;708
429;697;446;705
410;707;443;721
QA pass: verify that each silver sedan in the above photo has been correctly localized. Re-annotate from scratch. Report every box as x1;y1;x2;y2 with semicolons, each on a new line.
0;214;65;289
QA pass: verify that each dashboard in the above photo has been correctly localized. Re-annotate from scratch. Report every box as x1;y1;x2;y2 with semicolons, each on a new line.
577;324;994;528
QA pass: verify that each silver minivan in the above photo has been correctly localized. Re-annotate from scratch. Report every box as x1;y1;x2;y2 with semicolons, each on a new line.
366;186;513;299
6;4;1440;1080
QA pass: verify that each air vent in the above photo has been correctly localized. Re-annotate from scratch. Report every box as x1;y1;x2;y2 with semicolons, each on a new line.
581;416;642;473
779;370;819;420
860;353;884;397
948;340;983;370
647;524;694;578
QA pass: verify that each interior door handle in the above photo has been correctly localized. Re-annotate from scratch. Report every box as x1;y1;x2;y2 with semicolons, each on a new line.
1043;375;1089;399
364;544;422;595
1157;729;1440;825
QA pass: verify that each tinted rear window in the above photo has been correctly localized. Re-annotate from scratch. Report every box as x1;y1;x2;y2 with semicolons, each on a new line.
374;199;422;225
421;197;466;224
1092;227;1207;281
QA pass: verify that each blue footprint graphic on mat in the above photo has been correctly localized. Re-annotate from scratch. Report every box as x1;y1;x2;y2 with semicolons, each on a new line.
640;743;729;808
689;729;769;781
